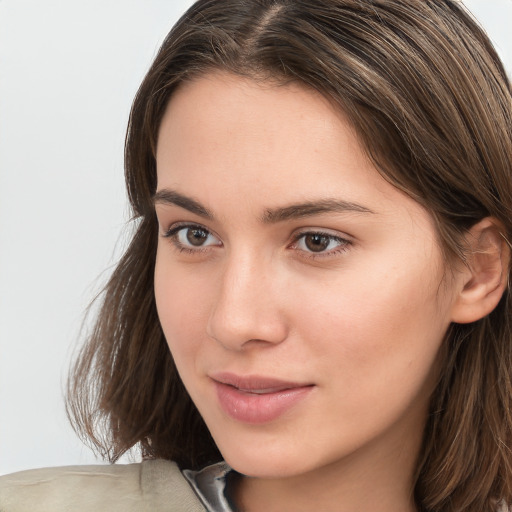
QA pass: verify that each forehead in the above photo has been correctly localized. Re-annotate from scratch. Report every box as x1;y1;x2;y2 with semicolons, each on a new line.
156;72;352;169
155;72;428;226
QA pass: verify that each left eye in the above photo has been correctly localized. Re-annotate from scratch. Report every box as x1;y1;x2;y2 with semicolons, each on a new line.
294;232;349;253
165;225;221;249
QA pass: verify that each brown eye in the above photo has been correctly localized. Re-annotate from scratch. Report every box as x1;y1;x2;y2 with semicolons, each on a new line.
186;227;209;246
294;231;350;256
164;224;221;250
304;234;331;252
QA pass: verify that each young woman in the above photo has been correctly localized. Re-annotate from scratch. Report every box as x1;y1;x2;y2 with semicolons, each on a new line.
2;1;511;511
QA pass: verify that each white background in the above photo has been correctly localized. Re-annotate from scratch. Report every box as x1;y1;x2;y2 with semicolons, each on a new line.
0;0;511;475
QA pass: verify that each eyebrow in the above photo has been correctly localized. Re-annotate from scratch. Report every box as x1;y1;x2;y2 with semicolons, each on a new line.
153;189;214;219
153;188;375;222
262;199;375;223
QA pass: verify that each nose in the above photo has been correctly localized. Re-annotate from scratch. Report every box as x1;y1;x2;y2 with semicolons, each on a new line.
206;252;288;351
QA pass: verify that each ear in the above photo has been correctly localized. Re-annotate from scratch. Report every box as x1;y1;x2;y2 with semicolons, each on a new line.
451;218;510;324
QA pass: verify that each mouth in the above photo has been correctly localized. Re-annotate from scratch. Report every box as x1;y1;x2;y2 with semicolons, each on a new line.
237;387;294;394
210;372;314;424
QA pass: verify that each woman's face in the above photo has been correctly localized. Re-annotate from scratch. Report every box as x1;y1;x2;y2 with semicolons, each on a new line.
154;72;460;479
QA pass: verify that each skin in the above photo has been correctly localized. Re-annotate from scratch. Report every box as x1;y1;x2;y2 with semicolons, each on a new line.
154;72;467;512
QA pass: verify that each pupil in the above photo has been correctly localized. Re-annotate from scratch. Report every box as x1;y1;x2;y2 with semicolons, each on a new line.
187;228;208;246
305;234;329;252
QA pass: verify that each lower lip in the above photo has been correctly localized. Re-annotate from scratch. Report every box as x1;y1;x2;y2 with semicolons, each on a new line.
213;381;313;424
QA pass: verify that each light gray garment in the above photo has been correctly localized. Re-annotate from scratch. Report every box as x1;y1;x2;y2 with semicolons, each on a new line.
0;459;206;512
183;461;235;512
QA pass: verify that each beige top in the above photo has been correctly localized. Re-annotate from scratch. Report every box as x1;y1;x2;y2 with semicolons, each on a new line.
0;459;206;512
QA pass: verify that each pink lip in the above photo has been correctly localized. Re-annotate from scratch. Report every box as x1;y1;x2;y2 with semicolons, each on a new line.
210;373;314;424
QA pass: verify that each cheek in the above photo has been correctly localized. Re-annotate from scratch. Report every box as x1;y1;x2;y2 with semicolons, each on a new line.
154;253;211;361
289;252;450;393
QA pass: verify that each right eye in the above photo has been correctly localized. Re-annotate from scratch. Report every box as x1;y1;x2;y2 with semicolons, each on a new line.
163;224;222;252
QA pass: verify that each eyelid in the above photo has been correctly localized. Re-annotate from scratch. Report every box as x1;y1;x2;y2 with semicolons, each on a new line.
291;227;353;242
161;221;214;237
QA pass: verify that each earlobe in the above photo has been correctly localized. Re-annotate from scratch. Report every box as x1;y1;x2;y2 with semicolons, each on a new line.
451;218;510;324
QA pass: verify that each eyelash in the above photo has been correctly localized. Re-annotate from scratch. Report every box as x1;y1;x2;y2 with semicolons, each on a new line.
161;223;352;259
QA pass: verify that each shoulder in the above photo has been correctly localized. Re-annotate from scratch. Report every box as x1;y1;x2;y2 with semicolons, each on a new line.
0;459;206;512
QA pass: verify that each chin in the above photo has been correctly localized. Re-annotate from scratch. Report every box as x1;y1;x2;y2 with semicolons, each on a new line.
215;436;322;479
226;456;303;479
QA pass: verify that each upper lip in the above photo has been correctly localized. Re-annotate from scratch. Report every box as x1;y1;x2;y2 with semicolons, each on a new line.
210;372;313;393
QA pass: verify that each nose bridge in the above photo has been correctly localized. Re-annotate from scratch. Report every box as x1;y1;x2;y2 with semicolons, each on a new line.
206;248;287;349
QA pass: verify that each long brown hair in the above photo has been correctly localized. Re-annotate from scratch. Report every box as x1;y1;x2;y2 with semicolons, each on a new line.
67;1;512;510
